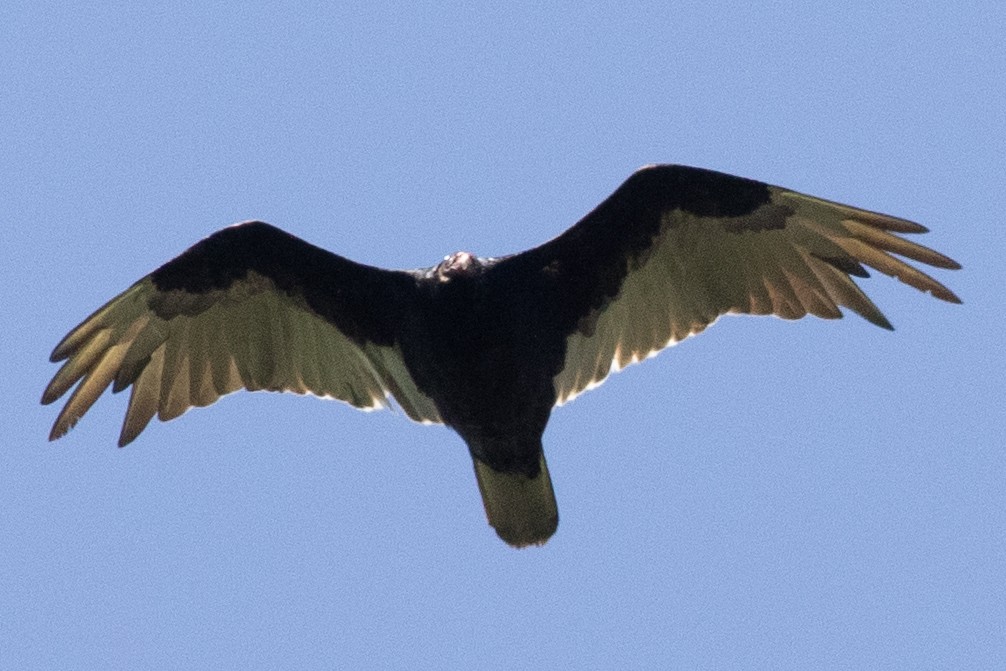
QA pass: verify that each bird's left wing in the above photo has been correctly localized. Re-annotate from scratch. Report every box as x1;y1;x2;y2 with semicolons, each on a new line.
500;165;961;406
43;221;441;445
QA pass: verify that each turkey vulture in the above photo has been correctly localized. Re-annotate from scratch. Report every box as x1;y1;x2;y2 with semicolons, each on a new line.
43;165;960;547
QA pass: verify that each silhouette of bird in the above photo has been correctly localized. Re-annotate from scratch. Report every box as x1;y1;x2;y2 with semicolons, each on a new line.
43;165;961;546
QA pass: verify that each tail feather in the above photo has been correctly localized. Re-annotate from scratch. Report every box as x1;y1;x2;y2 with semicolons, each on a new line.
473;453;559;547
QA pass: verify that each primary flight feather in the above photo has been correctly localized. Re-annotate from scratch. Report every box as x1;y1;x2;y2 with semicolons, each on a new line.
43;165;961;547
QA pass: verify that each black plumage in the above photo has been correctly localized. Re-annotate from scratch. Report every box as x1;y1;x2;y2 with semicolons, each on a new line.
43;165;961;546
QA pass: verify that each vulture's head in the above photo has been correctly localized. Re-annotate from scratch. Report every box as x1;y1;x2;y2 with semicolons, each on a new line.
435;251;483;282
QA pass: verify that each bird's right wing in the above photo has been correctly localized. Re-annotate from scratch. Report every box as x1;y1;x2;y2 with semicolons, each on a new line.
499;165;960;406
43;221;442;446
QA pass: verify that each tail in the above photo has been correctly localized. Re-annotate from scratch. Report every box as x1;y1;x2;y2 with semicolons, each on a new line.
472;452;559;547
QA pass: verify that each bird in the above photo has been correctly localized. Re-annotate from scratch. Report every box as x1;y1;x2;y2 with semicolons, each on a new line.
42;164;961;547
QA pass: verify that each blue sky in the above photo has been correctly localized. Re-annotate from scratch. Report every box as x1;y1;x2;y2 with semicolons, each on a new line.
3;2;1003;669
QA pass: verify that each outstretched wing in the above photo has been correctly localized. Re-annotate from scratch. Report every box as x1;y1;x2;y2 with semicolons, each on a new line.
503;165;961;405
43;221;441;445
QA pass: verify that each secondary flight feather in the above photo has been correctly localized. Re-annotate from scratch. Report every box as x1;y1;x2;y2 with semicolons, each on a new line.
43;165;961;547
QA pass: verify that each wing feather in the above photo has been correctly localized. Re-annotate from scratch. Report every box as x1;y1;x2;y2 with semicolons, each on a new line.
120;345;165;445
44;222;441;445
513;165;960;405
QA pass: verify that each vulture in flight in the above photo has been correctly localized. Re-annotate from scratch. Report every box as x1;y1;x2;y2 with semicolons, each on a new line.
43;165;961;547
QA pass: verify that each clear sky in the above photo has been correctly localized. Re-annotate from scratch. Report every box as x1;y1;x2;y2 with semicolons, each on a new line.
4;2;1003;669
